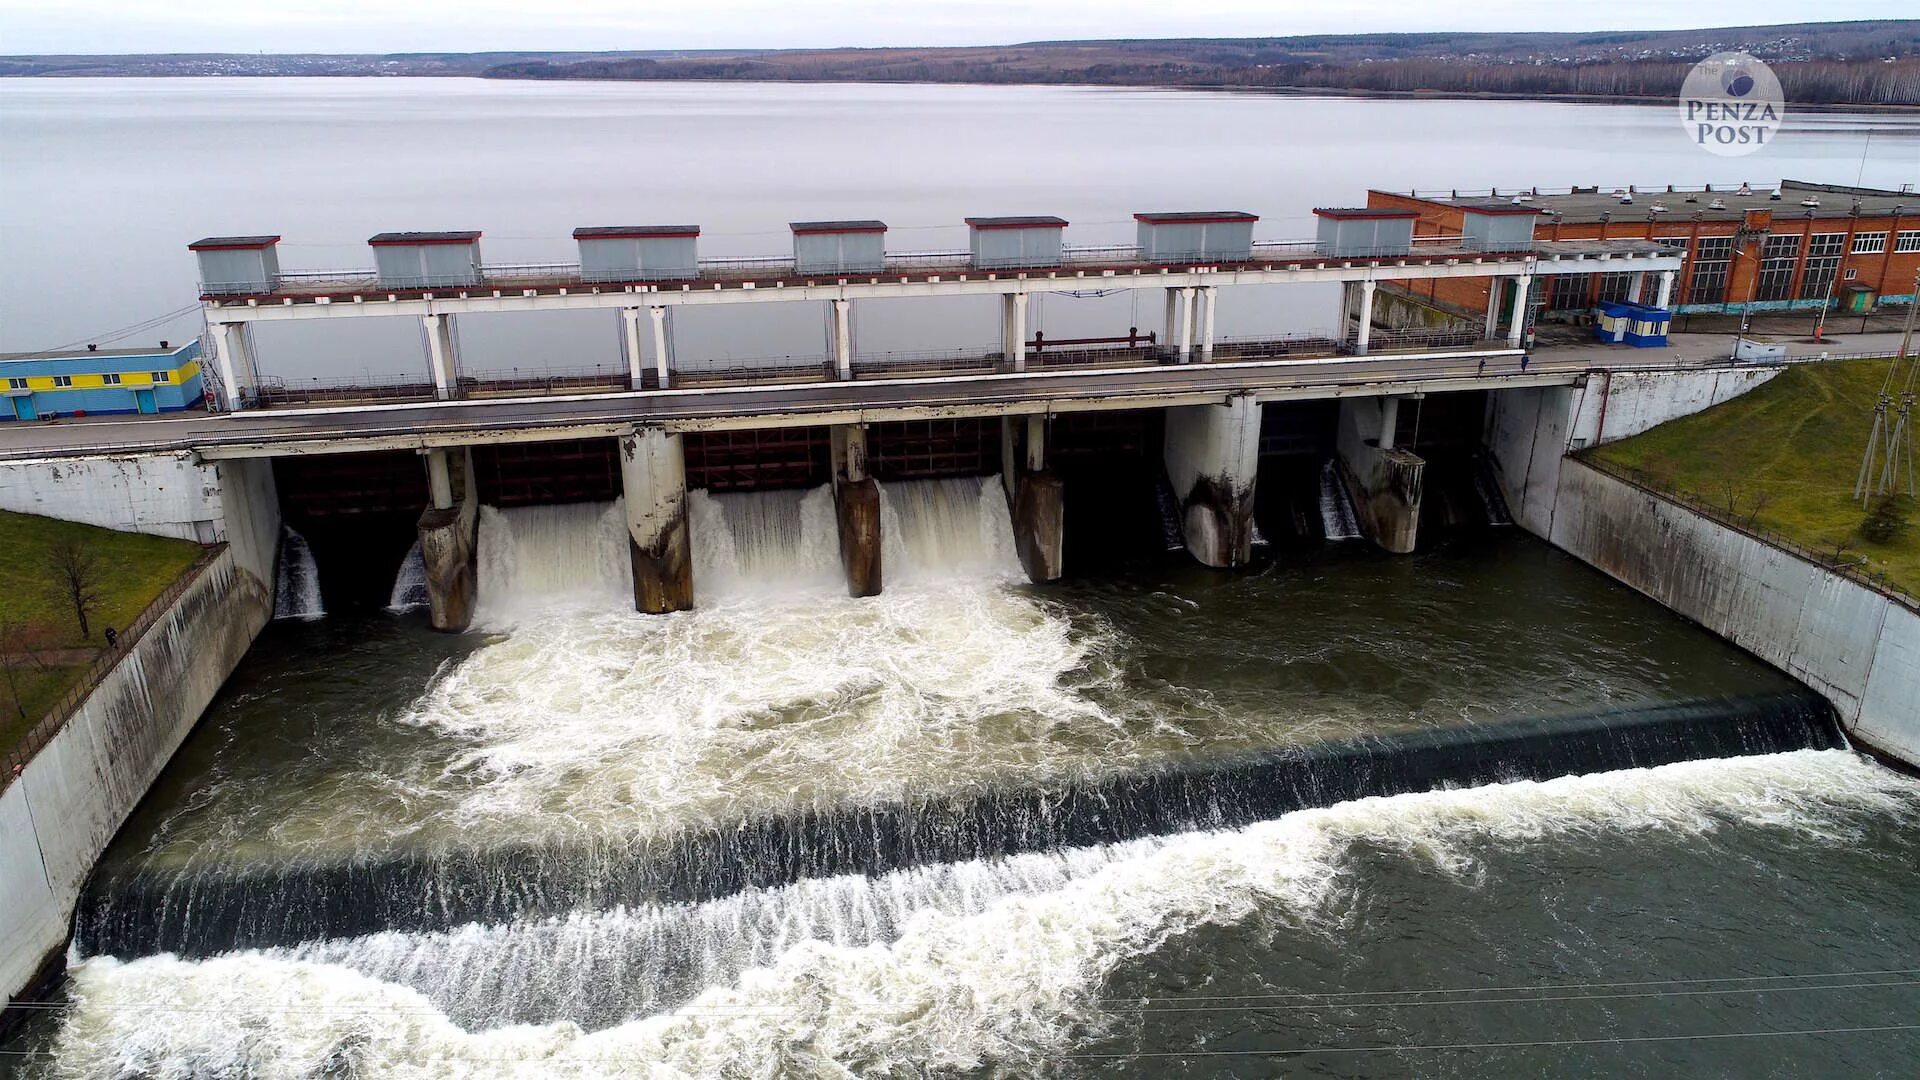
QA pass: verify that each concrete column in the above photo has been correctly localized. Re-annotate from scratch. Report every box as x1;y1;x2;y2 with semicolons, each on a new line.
1198;286;1218;362
1164;289;1181;359
1485;280;1503;339
1356;279;1377;354
210;322;246;410
1003;292;1029;372
1177;286;1196;363
1507;274;1533;348
649;306;671;389
425;448;454;509
831;424;881;598
1629;270;1647;304
619;428;693;614
833;299;852;380
1162;394;1262;568
622;308;645;389
1001;413;1062;583
423;314;459;400
1024;413;1046;472
1335;397;1424;555
416;447;478;632
1655;270;1675;310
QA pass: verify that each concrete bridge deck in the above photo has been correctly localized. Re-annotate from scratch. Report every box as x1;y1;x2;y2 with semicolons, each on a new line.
0;336;1796;463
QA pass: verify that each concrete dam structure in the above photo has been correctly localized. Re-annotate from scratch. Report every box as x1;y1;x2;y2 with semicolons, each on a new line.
4;198;1918;1074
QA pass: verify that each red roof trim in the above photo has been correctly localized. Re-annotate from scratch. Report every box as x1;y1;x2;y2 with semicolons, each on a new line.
368;232;483;247
573;226;701;239
1133;212;1259;224
1313;208;1418;220
188;236;281;251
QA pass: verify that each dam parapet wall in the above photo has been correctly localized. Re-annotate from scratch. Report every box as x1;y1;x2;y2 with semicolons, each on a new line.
2;544;274;1010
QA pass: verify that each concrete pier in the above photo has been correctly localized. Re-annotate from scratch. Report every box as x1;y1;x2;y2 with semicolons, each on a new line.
1005;414;1064;583
1337;396;1424;554
416;447;479;632
831;425;882;597
1162;396;1261;567
619;429;694;613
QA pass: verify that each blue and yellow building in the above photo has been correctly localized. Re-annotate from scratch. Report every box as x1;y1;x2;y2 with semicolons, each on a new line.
2;341;206;421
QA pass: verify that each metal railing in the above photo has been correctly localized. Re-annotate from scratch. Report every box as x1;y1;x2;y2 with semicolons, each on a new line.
3;547;224;791
212;233;1595;298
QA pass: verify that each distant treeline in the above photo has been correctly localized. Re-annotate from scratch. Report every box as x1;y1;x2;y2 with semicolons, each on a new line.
483;55;1920;107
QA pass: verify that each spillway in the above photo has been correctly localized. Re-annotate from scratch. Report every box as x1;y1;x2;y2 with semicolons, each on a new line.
24;489;1919;1076
271;525;324;621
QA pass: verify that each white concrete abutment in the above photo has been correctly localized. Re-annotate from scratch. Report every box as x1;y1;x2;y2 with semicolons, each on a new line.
1336;396;1425;554
618;429;695;614
417;447;479;632
1162;395;1262;567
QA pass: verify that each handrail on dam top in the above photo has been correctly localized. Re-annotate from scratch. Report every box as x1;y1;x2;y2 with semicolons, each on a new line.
2;546;226;792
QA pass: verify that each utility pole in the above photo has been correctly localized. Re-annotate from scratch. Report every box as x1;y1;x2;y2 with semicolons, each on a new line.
1858;273;1919;505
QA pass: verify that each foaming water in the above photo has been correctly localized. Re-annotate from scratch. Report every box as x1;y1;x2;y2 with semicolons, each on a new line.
689;484;841;599
271;525;324;621
475;500;631;622
386;540;428;613
881;474;1022;582
47;751;1919;1078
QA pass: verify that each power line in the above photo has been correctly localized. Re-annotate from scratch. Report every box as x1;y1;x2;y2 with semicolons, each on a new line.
7;304;204;361
1062;1023;1920;1060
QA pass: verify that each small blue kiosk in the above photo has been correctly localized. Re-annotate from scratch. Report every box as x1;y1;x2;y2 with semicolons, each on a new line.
1593;301;1671;348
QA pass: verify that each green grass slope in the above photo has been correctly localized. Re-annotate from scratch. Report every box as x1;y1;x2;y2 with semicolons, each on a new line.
1587;358;1919;599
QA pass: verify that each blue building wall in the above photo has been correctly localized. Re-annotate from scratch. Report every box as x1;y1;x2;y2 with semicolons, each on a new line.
2;342;205;421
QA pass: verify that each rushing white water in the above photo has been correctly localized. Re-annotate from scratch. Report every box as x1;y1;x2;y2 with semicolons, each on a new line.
49;751;1917;1078
474;501;632;623
386;540;429;613
880;475;1023;583
690;484;842;599
1318;460;1361;541
271;525;324;621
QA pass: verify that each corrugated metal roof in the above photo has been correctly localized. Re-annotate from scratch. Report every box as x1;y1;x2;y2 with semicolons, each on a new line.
573;225;700;239
188;235;281;250
965;216;1069;229
789;220;887;233
1;342;195;363
367;231;483;246
1133;211;1258;224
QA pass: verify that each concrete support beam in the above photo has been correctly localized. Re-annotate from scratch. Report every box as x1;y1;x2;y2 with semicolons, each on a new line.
1485;282;1503;339
1002;292;1029;372
1507;274;1533;349
649;306;672;389
1198;286;1218;362
832;299;852;380
621;307;645;390
1024;413;1046;473
1336;397;1424;555
1655;271;1675;310
618;428;693;614
831;423;881;597
1162;395;1261;568
1629;270;1647;304
416;447;478;632
1000;414;1063;583
209;322;247;411
1356;279;1377;355
1176;287;1196;363
423;314;460;400
1163;289;1180;360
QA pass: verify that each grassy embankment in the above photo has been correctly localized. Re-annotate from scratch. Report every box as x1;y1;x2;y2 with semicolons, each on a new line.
0;510;202;759
1587;357;1919;599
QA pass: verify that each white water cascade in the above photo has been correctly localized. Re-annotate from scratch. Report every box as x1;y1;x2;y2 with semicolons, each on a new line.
271;525;324;621
690;485;841;600
1318;460;1362;541
386;540;428;613
50;751;1916;1077
474;501;631;622
880;474;1022;583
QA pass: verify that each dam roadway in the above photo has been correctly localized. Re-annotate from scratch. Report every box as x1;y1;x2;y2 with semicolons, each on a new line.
0;341;1732;461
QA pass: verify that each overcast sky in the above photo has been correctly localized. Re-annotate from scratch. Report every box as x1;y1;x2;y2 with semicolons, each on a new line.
0;0;1909;55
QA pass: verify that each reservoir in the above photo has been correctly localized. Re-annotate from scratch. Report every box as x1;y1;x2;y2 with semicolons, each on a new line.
2;79;1918;1076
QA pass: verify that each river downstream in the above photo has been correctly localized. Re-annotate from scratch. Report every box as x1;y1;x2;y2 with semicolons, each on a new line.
9;479;1919;1076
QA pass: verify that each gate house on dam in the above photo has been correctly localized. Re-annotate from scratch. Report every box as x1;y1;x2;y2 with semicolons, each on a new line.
1;342;205;422
1;192;1694;636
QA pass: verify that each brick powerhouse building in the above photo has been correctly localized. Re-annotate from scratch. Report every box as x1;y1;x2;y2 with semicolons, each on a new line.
1369;180;1919;325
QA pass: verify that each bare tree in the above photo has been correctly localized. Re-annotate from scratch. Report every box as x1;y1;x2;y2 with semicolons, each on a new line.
46;537;105;641
0;615;45;720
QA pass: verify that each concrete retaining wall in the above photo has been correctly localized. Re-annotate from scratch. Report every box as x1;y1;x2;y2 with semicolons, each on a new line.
1563;367;1781;447
0;454;281;588
2;547;273;1005
1544;459;1918;765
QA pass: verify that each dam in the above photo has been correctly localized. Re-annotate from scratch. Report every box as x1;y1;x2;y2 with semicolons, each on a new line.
3;189;1919;1075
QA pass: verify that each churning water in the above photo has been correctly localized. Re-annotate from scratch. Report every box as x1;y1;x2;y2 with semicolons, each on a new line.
271;525;324;621
15;485;1920;1076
